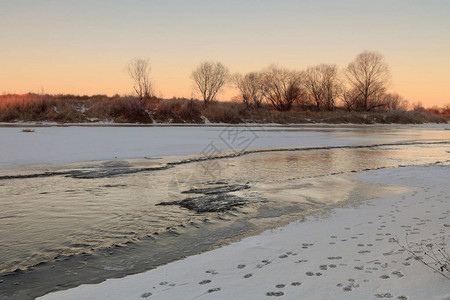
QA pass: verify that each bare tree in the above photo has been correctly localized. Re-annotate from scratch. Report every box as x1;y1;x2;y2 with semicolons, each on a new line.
127;58;154;100
382;93;409;111
261;65;305;111
304;64;340;111
345;51;390;111
191;61;230;105
232;72;264;109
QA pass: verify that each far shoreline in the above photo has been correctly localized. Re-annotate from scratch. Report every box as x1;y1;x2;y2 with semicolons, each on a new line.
0;121;448;128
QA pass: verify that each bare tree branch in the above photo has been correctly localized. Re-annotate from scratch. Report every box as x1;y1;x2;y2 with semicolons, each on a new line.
395;235;450;280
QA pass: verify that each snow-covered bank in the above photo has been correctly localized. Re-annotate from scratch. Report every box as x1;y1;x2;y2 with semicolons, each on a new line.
39;165;450;300
1;124;449;170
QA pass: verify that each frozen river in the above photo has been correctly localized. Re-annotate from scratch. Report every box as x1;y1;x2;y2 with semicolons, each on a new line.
0;124;448;169
0;124;449;299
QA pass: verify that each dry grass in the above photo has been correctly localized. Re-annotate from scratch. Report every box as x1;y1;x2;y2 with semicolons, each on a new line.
0;94;84;122
153;98;203;123
202;101;243;123
0;93;447;124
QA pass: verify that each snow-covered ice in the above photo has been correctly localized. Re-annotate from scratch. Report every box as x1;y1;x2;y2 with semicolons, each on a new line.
1;124;448;169
39;165;450;300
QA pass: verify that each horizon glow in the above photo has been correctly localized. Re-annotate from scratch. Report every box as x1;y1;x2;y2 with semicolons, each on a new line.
0;0;449;106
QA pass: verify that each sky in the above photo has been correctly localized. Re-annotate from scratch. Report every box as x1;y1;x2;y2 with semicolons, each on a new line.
0;0;449;106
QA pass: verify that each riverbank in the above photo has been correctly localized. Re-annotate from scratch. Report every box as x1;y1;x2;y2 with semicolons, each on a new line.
0;94;447;124
39;165;450;300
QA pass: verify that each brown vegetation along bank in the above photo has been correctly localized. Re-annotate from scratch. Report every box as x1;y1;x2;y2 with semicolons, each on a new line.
0;94;447;124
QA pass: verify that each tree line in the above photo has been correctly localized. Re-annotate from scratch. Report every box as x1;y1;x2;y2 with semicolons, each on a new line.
129;51;409;112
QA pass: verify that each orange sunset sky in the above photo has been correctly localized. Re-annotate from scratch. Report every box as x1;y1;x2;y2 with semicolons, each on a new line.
1;0;449;107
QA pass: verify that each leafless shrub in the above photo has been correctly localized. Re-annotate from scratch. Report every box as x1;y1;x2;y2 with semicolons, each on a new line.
84;96;155;123
395;235;450;280
412;101;425;112
202;101;242;123
441;104;450;116
382;93;410;111
422;104;450;121
153;98;203;123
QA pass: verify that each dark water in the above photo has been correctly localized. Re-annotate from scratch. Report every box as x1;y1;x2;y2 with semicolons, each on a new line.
0;128;449;299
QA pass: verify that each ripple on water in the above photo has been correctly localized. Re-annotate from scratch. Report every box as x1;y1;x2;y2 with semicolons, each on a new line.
0;142;449;274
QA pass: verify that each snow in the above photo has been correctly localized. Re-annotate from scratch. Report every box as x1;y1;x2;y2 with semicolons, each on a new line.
38;165;450;300
1;124;448;170
0;125;367;170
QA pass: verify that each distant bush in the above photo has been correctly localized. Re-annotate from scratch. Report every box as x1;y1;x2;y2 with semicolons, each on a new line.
153;98;203;123
202;101;243;123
